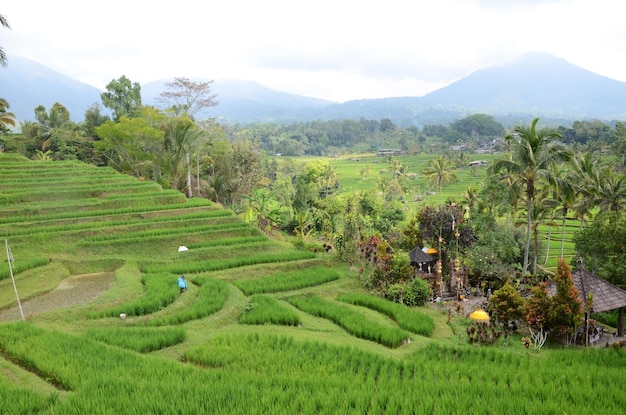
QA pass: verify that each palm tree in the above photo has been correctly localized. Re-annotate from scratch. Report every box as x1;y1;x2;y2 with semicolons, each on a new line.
593;169;626;214
462;185;480;219
317;163;338;198
571;152;601;229
422;156;457;265
166;118;204;197
0;14;14;141
0;98;16;130
422;156;457;205
37;106;70;151
244;189;281;236
545;161;578;258
388;157;406;179
532;200;557;275
0;14;10;67
491;117;572;275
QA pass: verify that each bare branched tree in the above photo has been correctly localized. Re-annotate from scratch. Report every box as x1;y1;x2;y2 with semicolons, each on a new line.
158;77;218;119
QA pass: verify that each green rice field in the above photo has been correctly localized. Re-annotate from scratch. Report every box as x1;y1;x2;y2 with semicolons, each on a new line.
0;153;612;415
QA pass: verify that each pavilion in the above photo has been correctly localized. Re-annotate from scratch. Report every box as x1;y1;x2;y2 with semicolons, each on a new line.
547;260;626;337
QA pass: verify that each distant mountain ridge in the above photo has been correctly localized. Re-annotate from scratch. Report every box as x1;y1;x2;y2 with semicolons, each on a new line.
141;79;333;123
420;52;626;119
2;52;626;127
0;56;104;123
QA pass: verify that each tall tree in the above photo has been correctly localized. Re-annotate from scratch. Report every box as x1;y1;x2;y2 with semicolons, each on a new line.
206;139;262;207
592;168;626;214
422;156;457;204
0;14;10;67
449;113;505;140
101;76;142;121
82;103;110;138
166;117;204;197
610;122;626;168
31;103;84;160
95;108;166;180
422;156;458;257
34;103;71;148
0;17;15;134
158;77;218;118
491;117;572;275
571;152;603;229
574;211;626;289
521;194;556;275
545;161;577;258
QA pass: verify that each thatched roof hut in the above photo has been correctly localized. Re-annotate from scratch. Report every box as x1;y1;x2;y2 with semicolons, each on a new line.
409;247;434;265
547;260;626;336
547;261;626;313
409;247;436;274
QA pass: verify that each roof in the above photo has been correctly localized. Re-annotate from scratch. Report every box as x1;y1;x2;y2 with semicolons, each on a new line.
547;261;626;313
409;247;434;264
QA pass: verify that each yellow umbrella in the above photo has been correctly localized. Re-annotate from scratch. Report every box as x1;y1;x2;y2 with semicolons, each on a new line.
423;247;438;255
469;310;490;321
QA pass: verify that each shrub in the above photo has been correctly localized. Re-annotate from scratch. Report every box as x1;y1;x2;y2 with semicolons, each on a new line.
487;281;526;334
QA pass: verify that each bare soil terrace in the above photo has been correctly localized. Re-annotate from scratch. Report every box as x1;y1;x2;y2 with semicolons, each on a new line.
0;272;114;322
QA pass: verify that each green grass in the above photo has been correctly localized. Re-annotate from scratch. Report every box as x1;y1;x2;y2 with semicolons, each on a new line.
239;295;301;326
0;153;618;415
83;326;186;352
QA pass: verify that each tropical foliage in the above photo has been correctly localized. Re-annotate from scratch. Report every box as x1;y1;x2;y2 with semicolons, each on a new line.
490;117;572;274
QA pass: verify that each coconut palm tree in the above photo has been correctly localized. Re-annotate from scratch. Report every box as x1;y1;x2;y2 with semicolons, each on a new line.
36;105;71;151
422;156;457;206
517;192;557;275
166;117;204;197
593;169;626;214
0;98;16;130
0;14;10;67
571;152;602;229
388;157;406;179
545;161;578;258
422;156;457;265
491;117;572;275
0;14;14;135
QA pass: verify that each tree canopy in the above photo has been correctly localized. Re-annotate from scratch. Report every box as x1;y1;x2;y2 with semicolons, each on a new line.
101;75;142;121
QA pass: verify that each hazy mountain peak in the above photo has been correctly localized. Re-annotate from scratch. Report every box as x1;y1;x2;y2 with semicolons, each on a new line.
420;51;626;119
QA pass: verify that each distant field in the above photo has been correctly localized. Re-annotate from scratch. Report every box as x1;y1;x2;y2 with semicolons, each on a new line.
306;152;501;206
287;152;577;272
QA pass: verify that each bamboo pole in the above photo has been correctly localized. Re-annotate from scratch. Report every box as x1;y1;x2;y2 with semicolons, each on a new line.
5;240;25;321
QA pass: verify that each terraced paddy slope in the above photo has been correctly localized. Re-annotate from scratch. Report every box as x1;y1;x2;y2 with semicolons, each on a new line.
0;153;622;415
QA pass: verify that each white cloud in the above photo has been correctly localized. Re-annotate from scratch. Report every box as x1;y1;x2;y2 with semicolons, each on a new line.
2;0;626;102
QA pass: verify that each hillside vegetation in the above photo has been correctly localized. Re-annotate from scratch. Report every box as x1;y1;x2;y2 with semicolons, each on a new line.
0;154;621;414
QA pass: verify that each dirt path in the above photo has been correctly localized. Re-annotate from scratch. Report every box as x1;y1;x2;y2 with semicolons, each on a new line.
0;272;115;322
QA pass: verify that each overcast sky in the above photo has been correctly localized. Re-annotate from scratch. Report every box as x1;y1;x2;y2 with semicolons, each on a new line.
2;1;625;103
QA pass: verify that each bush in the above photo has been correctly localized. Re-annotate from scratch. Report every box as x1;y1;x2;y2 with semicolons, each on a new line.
487;281;526;333
386;277;431;307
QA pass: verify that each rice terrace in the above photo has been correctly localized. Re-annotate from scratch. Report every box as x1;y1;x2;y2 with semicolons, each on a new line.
1;152;625;415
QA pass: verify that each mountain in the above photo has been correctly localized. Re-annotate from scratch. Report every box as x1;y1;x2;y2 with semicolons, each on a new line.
3;52;626;127
141;79;334;123
0;55;104;123
420;51;626;120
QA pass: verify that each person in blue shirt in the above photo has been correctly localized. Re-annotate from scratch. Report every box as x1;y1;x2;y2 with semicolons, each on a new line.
178;274;187;293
